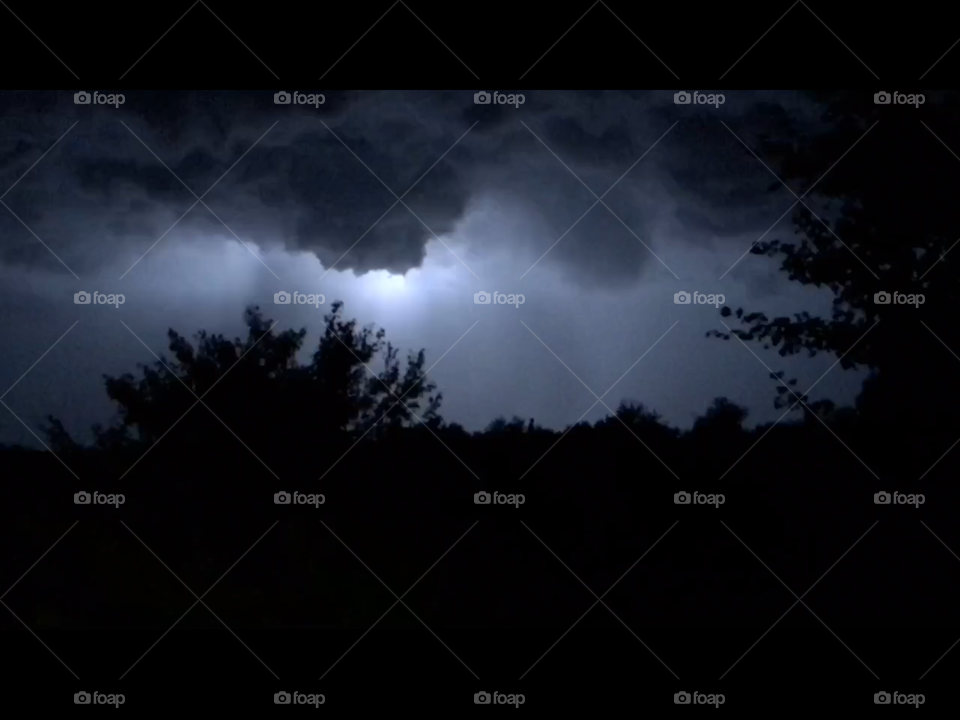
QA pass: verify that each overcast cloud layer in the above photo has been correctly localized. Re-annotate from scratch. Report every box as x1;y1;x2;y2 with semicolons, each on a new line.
0;90;864;447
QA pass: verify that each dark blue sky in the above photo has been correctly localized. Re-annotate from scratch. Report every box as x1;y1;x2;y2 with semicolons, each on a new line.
0;89;865;447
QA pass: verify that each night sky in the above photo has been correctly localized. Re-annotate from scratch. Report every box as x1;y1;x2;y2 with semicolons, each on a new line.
0;89;864;446
3;0;960;710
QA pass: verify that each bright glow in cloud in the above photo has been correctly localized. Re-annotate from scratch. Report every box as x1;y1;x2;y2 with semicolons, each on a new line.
359;270;409;297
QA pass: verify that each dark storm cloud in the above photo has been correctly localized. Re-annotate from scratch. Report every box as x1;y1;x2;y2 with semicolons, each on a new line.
0;89;821;285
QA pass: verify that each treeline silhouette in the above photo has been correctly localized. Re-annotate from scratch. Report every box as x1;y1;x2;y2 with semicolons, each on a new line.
4;90;960;634
3;296;960;633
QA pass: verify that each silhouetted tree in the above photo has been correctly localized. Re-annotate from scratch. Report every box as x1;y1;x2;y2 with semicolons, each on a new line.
44;301;442;453
710;90;960;466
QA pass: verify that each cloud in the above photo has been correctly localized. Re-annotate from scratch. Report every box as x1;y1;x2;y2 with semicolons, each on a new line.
0;90;822;288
